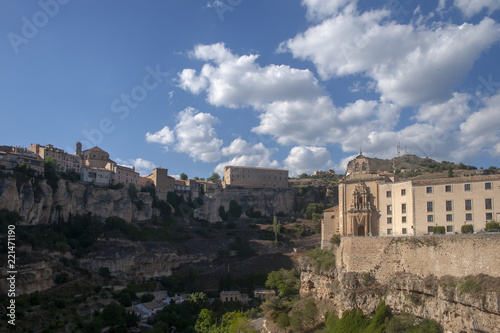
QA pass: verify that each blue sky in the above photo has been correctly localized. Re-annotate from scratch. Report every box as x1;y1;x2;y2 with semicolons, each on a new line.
1;0;500;178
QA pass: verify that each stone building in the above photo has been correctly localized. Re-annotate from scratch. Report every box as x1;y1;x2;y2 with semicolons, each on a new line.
223;166;289;188
113;164;139;187
143;168;175;201
321;153;500;249
28;143;81;173
0;145;44;175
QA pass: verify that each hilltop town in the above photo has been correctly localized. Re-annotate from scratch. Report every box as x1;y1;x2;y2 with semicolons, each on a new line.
1;141;499;332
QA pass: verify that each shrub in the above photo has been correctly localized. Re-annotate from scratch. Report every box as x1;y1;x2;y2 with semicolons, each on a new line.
305;248;336;273
330;234;341;246
486;220;500;231
459;279;481;294
461;224;474;234
432;226;445;234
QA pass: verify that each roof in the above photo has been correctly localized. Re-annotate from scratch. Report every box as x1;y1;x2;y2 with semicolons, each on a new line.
82;146;109;154
224;165;288;172
323;206;338;212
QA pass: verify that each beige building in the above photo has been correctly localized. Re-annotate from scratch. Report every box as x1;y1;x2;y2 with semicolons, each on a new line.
0;146;44;175
321;153;500;249
81;146;116;171
113;164;140;187
220;291;249;303
80;167;113;186
27;143;81;173
253;289;276;300
143;168;175;201
224;166;289;188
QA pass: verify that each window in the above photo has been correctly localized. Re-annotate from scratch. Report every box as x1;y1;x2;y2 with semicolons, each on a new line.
485;182;492;190
466;213;473;221
485;198;492;210
446;226;453;233
387;217;392;224
446;200;453;211
427;201;433;212
402;203;406;214
386;191;392;198
486;213;493;220
387;205;392;215
402;228;407;235
387;229;393;235
401;189;406;196
465;199;472;211
428;226;434;233
426;186;433;194
402;216;407;223
464;184;471;191
427;215;434;222
446;214;453;222
445;185;452;192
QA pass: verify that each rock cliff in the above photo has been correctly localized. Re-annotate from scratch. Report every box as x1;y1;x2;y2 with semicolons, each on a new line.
0;175;153;224
195;186;297;222
300;235;500;333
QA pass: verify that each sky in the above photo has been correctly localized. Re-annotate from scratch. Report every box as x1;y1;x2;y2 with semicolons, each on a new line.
1;0;500;178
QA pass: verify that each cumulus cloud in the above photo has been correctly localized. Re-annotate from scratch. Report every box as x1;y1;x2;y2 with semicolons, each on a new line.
145;126;175;148
115;158;157;176
174;107;223;162
214;138;279;174
284;146;332;176
281;6;500;106
454;0;500;17
178;43;321;109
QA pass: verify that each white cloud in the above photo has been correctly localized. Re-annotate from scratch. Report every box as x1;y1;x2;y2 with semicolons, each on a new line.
214;138;279;174
301;0;357;21
174;107;223;163
178;43;321;109
115;158;157;176
145;126;175;148
281;6;500;106
454;0;500;17
284;146;332;176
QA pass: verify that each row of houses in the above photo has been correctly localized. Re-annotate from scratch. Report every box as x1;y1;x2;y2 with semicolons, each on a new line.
126;290;276;321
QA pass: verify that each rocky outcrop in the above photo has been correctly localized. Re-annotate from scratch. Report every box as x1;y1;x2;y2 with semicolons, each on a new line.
80;239;214;282
194;186;297;222
300;235;500;333
0;175;153;224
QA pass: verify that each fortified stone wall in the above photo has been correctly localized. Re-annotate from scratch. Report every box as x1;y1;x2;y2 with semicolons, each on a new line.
337;234;500;283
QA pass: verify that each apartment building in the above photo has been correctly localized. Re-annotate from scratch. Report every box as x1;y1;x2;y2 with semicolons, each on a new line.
223;166;289;188
113;164;140;186
28;143;81;173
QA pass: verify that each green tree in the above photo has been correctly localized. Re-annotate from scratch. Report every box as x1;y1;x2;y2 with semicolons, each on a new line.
101;302;126;327
265;269;300;299
219;311;257;333
302;299;318;328
195;308;215;333
180;173;188;180
141;293;155;303
275;312;290;332
304;203;326;220
207;172;221;181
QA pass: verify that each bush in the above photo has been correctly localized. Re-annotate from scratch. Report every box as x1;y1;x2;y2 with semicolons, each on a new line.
432;226;445;234
330;234;341;246
461;224;474;234
459;279;481;293
305;248;336;273
486;220;500;231
55;272;69;284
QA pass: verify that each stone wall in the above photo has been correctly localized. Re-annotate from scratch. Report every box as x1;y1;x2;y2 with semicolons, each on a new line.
337;234;500;283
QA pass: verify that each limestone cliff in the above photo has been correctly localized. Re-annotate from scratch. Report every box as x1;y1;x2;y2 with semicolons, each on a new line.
0;175;153;224
300;235;500;333
195;186;297;222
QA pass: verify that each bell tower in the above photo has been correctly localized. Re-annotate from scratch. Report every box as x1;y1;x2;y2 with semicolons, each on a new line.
76;142;82;157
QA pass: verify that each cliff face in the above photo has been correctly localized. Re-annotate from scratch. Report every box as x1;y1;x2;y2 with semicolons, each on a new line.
79;239;214;282
0;175;153;224
195;186;297;222
300;235;500;333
